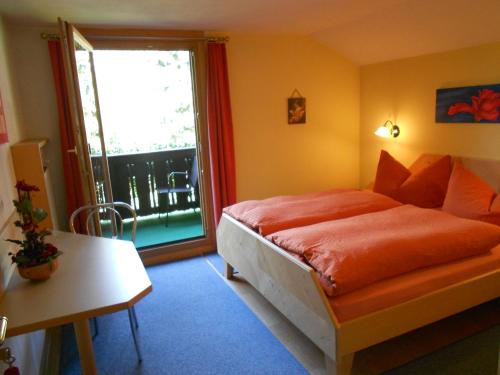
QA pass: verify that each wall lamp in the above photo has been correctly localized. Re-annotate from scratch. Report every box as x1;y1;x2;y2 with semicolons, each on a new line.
374;120;400;138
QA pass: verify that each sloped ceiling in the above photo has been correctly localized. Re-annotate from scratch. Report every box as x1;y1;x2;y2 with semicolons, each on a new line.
1;0;500;65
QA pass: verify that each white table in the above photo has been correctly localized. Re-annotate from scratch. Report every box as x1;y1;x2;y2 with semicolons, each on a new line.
0;231;152;374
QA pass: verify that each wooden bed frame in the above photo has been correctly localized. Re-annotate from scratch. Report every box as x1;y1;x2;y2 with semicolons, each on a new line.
216;156;500;375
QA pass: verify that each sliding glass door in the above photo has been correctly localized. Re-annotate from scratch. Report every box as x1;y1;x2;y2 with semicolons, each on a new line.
91;49;205;248
57;20;215;260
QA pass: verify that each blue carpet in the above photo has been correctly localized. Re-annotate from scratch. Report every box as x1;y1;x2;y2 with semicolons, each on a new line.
204;251;228;276
60;256;307;374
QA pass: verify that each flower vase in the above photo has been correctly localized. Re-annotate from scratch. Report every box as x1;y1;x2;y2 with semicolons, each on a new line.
17;259;59;281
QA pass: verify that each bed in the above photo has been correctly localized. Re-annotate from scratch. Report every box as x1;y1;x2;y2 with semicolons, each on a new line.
216;155;500;375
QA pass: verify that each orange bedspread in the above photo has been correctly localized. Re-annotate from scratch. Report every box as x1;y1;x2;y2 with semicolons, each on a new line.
223;189;344;221
268;205;500;296
330;244;500;322
224;189;401;236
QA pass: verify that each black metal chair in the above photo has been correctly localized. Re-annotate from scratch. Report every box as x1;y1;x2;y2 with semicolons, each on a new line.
69;202;143;362
157;155;198;226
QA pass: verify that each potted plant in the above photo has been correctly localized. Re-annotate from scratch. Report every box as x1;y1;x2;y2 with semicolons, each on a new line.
6;181;62;281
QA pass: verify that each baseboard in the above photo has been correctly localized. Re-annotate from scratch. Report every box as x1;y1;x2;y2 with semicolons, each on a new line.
141;244;215;265
40;327;61;375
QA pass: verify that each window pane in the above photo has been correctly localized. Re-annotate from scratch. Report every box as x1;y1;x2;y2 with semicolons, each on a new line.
93;50;196;155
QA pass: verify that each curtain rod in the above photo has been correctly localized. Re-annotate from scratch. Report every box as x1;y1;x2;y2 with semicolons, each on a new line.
40;32;60;40
40;32;229;42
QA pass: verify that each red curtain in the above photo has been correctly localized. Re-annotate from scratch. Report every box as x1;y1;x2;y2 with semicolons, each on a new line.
48;40;85;231
207;43;237;226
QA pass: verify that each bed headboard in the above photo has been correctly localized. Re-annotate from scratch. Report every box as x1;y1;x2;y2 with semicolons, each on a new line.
459;157;500;192
409;154;500;192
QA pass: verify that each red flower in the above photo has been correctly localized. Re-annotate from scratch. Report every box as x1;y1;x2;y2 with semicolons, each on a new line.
21;223;36;232
448;89;500;122
15;180;40;192
44;243;58;255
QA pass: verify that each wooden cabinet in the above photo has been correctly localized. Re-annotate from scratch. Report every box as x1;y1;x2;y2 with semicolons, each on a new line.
10;139;55;229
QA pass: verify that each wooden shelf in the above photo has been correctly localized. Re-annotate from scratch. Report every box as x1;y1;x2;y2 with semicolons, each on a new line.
10;139;54;229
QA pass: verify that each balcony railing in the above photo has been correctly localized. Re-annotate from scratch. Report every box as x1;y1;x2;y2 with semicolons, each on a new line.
91;148;199;218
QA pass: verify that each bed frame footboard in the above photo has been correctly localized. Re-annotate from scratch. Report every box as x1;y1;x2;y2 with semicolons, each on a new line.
217;214;351;374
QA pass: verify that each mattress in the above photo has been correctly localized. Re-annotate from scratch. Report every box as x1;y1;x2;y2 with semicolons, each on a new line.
330;244;500;322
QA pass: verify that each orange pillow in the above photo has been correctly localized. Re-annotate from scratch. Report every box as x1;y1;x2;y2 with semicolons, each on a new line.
373;150;452;208
443;163;500;226
408;154;446;174
372;150;411;194
492;195;500;213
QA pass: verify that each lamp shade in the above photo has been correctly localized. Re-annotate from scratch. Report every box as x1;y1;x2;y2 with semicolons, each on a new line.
374;125;391;138
374;120;400;138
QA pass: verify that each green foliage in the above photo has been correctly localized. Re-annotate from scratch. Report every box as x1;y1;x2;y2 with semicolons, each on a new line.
32;208;48;224
175;104;191;114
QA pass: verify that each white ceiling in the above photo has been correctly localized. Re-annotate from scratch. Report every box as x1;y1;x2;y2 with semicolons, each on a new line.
1;0;500;65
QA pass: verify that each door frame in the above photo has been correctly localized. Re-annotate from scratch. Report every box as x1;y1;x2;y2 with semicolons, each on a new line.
77;30;216;264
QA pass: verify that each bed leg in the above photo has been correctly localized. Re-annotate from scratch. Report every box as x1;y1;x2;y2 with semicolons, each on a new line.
325;353;354;375
224;262;234;279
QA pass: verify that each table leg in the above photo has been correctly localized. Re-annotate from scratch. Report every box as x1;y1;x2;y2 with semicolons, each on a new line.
73;318;98;375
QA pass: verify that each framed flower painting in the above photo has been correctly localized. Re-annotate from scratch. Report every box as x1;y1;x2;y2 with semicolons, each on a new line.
288;97;306;124
0;90;8;144
436;84;500;123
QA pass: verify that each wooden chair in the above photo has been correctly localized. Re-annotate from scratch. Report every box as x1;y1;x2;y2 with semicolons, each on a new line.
69;202;143;362
157;155;199;225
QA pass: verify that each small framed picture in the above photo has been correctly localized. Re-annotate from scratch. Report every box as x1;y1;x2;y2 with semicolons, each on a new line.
0;90;8;144
288;97;306;124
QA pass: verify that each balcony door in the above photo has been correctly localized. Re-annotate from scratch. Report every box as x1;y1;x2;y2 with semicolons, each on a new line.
58;19;113;211
58;21;215;262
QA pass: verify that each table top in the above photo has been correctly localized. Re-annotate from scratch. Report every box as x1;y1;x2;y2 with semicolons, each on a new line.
0;231;152;337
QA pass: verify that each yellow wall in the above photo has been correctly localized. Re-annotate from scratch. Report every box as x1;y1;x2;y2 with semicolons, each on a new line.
5;22;66;228
0;16;46;375
227;33;360;201
360;42;500;187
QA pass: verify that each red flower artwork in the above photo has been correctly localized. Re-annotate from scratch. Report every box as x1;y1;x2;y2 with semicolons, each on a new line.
448;89;500;122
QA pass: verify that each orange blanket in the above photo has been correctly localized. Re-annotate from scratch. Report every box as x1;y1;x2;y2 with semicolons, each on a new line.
224;189;348;221
224;189;401;236
268;205;500;296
